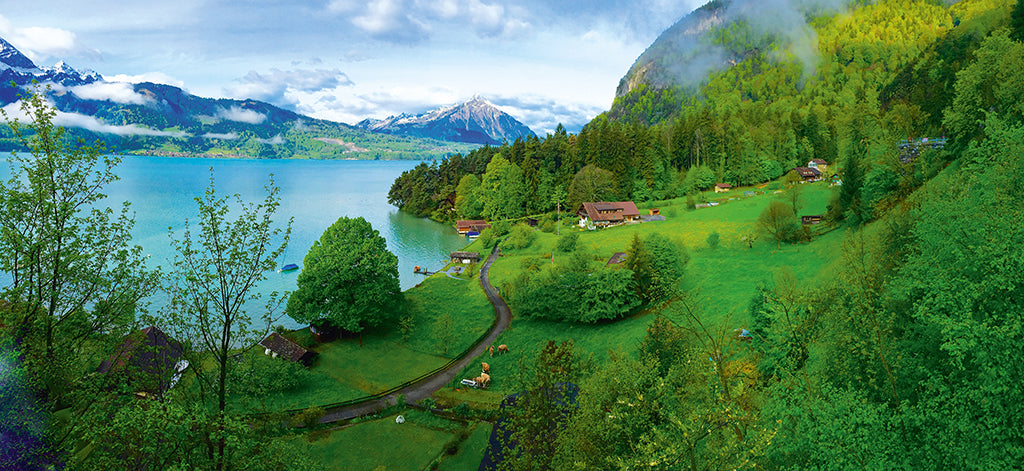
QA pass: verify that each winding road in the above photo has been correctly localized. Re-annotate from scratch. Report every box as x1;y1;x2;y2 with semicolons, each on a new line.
319;243;511;423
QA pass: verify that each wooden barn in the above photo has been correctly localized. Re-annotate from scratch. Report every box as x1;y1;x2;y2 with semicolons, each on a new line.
450;251;482;264
260;332;318;367
577;201;640;228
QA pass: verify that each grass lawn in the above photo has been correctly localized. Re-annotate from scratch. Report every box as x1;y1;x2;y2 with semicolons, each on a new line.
230;274;495;413
442;182;843;396
437;421;493;471
296;410;457;471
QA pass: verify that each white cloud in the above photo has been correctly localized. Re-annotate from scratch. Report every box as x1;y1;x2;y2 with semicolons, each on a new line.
203;132;238;139
225;68;353;109
64;82;155;105
3;99;188;137
215;106;267;124
104;72;186;88
257;135;284;145
0;15;96;63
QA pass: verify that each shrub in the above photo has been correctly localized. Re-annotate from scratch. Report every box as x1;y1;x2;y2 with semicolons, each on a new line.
555;231;579;252
505;224;536;249
706;231;720;250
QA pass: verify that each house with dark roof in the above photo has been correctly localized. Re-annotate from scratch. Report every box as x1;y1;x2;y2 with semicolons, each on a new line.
97;326;187;396
456;219;491;234
576;201;640;228
260;332;317;366
794;166;822;182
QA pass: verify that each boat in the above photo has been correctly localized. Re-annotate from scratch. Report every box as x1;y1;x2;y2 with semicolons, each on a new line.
466;231;480;239
280;263;299;272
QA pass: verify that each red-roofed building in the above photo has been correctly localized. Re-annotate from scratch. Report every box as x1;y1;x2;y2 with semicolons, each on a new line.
456;219;491;234
714;183;732;193
577;201;640;228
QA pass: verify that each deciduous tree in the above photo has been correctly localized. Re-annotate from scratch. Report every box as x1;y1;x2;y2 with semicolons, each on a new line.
286;216;399;332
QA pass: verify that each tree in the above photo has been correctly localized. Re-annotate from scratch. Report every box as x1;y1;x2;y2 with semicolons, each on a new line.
287;216;399;333
163;170;291;468
555;231;578;253
567;164;616;209
757;201;801;246
454;174;483;218
0;89;157;379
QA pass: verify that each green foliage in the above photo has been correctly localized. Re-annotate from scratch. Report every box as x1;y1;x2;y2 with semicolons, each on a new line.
627;232;688;302
0;88;157;398
512;264;640;323
164;169;291;425
568;164;617;209
287;216;399;333
555;231;579;253
706;230;720;250
504;224;536;250
758;200;802;245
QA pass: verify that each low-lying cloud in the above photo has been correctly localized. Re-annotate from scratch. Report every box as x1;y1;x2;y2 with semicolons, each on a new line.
225;68;353;109
203;132;238;140
59;82;156;105
3;100;188;137
215;106;267;124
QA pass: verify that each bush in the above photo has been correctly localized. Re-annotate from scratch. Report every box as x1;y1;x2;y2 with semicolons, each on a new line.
555;231;579;252
706;231;720;250
477;228;495;247
291;406;325;428
452;402;471;417
505;224;536;249
419;398;437;409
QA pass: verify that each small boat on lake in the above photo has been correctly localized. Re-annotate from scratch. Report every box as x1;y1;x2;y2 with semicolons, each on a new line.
280;263;299;272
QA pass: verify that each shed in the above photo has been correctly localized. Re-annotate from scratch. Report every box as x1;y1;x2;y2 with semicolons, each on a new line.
97;326;186;395
801;215;823;225
648;208;660;216
450;251;482;264
260;332;317;366
794;167;822;182
714;183;732;193
456;220;491;234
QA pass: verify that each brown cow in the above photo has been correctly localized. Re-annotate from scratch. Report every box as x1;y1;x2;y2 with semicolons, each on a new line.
488;345;494;357
497;344;509;355
481;362;490;374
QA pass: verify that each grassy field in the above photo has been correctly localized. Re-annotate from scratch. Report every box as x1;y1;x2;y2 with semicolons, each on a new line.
296;410;459;471
289;182;844;468
443;182;841;395
231;274;495;413
437;421;493;471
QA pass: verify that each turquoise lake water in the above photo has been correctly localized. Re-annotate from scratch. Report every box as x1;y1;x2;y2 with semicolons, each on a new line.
2;155;467;329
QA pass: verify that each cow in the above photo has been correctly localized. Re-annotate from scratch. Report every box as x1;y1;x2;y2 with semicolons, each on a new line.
489;345;494;357
481;362;490;374
497;344;509;355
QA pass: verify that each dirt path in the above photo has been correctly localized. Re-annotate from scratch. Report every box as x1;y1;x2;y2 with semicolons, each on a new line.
319;243;511;423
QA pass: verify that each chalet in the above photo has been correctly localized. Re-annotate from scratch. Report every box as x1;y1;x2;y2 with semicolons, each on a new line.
577;201;640;228
260;332;317;367
807;159;828;173
97;326;186;396
456;220;491;234
794;167;822;182
714;183;732;193
450;251;482;264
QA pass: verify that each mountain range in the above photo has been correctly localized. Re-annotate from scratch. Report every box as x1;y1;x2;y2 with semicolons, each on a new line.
0;37;533;159
356;96;535;145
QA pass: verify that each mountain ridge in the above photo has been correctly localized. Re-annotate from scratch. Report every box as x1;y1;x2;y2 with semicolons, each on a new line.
356;96;535;145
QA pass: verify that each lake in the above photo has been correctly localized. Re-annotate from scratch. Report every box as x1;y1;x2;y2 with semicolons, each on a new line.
2;155;467;329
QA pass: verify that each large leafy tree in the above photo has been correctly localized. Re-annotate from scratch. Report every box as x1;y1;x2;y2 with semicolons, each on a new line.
287;216;399;332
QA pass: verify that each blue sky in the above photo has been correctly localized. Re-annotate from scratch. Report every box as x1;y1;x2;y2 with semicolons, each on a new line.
0;1;704;134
